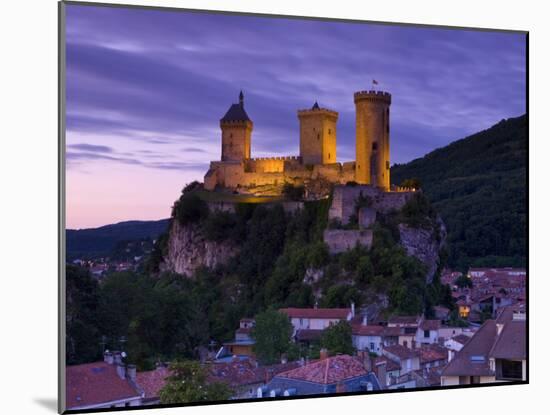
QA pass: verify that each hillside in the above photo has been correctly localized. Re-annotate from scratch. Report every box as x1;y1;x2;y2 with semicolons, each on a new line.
391;114;527;269
67;219;170;260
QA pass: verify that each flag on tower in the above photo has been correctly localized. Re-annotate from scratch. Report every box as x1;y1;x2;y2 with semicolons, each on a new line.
372;79;379;85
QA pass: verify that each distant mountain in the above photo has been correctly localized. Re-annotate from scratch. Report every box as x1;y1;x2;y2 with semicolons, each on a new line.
66;219;170;260
391;114;527;269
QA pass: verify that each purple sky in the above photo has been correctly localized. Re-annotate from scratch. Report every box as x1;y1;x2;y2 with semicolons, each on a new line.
65;4;526;229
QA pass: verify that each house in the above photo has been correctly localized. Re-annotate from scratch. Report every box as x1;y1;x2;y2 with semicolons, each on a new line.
418;344;448;370
352;317;385;355
440;305;526;386
135;366;171;405
260;354;380;397
217;318;256;360
387;315;422;348
280;306;354;336
372;355;400;387
382;344;420;375
208;359;300;399
438;325;472;342
416;319;441;345
445;334;472;353
66;352;143;410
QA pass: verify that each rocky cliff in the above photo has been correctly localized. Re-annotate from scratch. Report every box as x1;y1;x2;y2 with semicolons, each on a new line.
160;220;238;277
398;217;446;283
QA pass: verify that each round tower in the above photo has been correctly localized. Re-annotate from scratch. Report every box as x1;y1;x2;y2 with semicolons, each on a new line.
354;90;391;190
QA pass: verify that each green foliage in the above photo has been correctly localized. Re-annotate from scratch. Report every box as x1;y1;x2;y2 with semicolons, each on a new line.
66;265;101;365
454;274;473;288
320;321;354;356
159;360;233;404
400;178;422;189
392;115;526;267
399;192;436;228
320;285;362;308
172;192;209;226
202;211;238;242
282;183;305;201
250;309;293;365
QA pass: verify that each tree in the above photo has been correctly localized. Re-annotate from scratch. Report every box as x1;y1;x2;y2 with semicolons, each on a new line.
66;265;101;364
250;309;293;364
320;321;354;356
171;192;209;226
454;274;473;289
159;360;233;404
400;178;422;189
282;183;305;201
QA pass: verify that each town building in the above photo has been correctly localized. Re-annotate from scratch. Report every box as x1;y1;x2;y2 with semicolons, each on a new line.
440;305;526;386
65;352;143;410
260;354;381;397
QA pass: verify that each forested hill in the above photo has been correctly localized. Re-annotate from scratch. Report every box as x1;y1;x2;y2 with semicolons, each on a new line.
391;114;527;269
67;219;169;260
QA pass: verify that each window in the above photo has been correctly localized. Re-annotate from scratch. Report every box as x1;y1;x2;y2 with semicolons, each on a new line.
329;128;332;135
386;160;390;170
499;359;523;380
424;330;430;338
317;133;320;140
471;376;481;384
370;342;375;351
372;142;378;150
328;153;331;160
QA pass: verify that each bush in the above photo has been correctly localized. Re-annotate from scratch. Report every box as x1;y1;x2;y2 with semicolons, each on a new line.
282;183;305;201
172;193;209;226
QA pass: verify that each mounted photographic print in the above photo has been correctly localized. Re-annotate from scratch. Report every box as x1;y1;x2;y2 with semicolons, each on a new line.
59;1;528;413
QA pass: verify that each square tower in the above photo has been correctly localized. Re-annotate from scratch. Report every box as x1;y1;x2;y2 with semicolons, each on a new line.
220;91;253;162
298;102;338;165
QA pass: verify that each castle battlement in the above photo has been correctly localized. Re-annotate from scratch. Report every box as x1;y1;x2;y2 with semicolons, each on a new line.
354;90;392;104
297;107;339;119
249;156;301;162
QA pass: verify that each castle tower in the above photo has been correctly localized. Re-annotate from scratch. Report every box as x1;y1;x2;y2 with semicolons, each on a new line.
220;91;253;162
354;90;391;190
297;102;338;165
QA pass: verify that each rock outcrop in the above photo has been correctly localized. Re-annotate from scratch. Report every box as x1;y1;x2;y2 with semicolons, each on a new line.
161;220;238;277
398;217;446;283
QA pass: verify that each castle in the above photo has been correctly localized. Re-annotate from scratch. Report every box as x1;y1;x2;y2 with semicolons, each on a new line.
204;89;394;195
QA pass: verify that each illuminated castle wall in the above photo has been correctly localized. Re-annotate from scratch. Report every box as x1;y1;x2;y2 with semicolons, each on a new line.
204;90;394;194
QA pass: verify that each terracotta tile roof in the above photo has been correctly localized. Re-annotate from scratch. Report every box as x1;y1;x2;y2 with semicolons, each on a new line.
388;315;421;326
383;326;402;337
418;345;448;364
66;362;141;409
277;355;367;384
420;319;441;331
208;360;300;388
441;320;497;377
414;367;443;386
383;344;419;360
374;355;400;372
135;367;170;399
490;320;526;360
351;324;385;336
279;307;351;319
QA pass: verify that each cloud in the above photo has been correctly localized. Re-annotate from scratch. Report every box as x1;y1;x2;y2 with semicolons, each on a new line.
68;143;114;153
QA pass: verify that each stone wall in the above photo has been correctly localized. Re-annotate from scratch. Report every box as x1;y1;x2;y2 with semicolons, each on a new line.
323;229;373;254
329;185;415;225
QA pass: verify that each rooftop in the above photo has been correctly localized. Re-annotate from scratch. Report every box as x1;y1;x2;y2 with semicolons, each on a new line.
280;307;351;320
383;344;419;360
66;362;141;409
277;355;367;384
